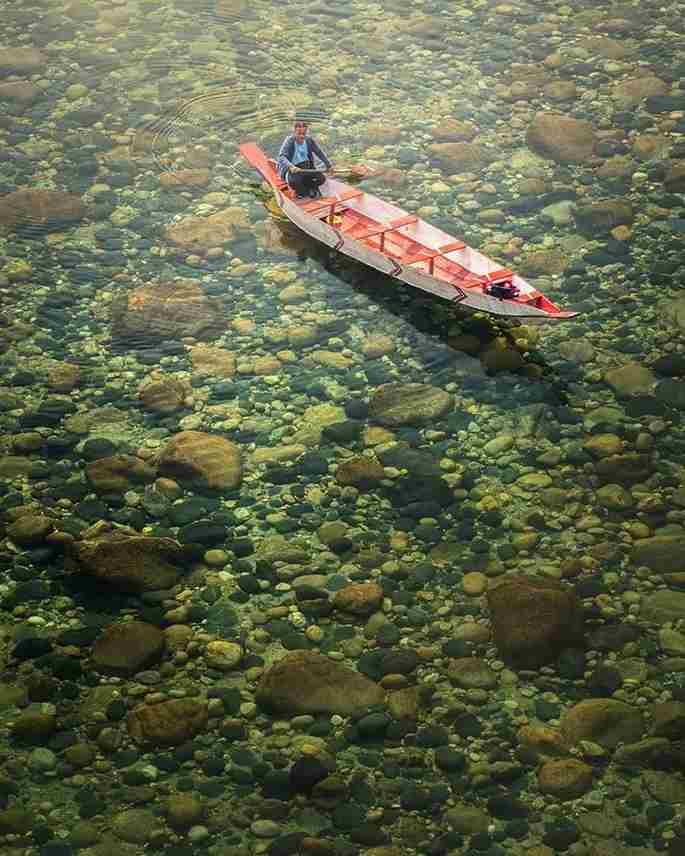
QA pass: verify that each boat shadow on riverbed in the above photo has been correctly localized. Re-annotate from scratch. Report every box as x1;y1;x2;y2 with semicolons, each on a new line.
268;215;573;406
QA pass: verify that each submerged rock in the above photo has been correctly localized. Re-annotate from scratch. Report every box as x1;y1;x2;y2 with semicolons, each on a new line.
526;113;596;163
86;454;156;494
111;279;226;344
256;650;385;715
369;383;453;427
67;526;185;592
93;621;165;675
0;188;87;233
156;430;242;491
560;698;644;749
487;575;584;668
127;698;208;746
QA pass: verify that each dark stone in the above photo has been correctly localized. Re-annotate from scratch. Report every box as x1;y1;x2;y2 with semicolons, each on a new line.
453;713;482;738
587;664;623;696
487;795;528;819
543;820;579;850
400;784;432;811
289;756;329;791
356;712;390;740
587;623;640;651
267;833;306;856
349;823;388;846
415;726;450;748
12;637;53;661
434;747;466;771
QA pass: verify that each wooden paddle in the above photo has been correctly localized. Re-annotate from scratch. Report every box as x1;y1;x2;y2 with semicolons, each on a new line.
292;164;378;182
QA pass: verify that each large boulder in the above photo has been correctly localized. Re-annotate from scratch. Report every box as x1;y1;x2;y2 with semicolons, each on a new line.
256;650;385;716
68;526;185;592
156;431;242;491
526;113;596;163
127;699;208;746
487;575;585;668
0;47;47;76
427;142;487;172
164;207;249;256
573;200;634;236
111;279;226;344
368;383;453;427
86;454;156;494
633;537;685;574
93;621;165;675
0;189;87;233
560;699;644;749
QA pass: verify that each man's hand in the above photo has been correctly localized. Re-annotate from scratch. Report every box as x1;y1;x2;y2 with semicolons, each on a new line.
290;165;302;172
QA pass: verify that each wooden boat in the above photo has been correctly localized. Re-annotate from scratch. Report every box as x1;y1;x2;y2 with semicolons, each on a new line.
240;142;578;323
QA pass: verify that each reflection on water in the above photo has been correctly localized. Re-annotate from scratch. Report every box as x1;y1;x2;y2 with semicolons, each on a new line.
1;0;685;854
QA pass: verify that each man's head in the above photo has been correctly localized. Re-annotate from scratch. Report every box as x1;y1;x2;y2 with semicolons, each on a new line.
293;120;308;142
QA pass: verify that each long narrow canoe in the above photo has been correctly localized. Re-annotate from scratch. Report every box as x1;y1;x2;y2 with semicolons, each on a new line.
240;142;578;323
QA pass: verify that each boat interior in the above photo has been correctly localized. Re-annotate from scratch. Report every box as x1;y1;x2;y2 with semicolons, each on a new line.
239;144;560;314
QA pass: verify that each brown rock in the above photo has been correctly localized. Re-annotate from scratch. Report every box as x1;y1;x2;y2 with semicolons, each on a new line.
651;701;685;739
93;621;165;675
189;344;236;378
487;575;585;668
159;169;211;188
664;163;685;193
517;724;570;763
632;133;670;162
336;455;385;490
139;377;190;414
6;514;53;546
614;738;673;768
68;529;184;592
596;156;635;181
518;249;569;277
164;206;248;255
543;81;577;102
364;123;402;145
0;81;41;104
369;383;453;427
595;453;653;485
332;582;384;616
428;142;487;172
127;699;208;746
11;710;56;742
430;119;478;142
0;47;47;75
573;200;634;236
538;758;594;800
86;455;156;494
256;650;385;715
448;657;498;690
156;431;242;491
111;279;226;344
166;794;204;831
612;75;668;104
0;189;87;233
47;361;80;392
560;698;644;749
526;113;597;163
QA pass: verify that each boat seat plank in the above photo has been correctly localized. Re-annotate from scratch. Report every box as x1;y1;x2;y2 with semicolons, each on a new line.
300;189;364;217
484;268;514;282
399;239;468;273
439;240;466;253
350;214;418;241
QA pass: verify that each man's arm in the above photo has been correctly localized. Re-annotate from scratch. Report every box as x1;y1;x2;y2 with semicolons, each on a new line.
276;136;296;175
310;139;332;170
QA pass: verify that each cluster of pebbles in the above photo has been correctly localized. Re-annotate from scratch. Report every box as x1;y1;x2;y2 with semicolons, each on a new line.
2;1;685;856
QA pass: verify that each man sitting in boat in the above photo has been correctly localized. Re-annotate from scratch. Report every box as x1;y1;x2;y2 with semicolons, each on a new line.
486;279;520;300
277;119;332;200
